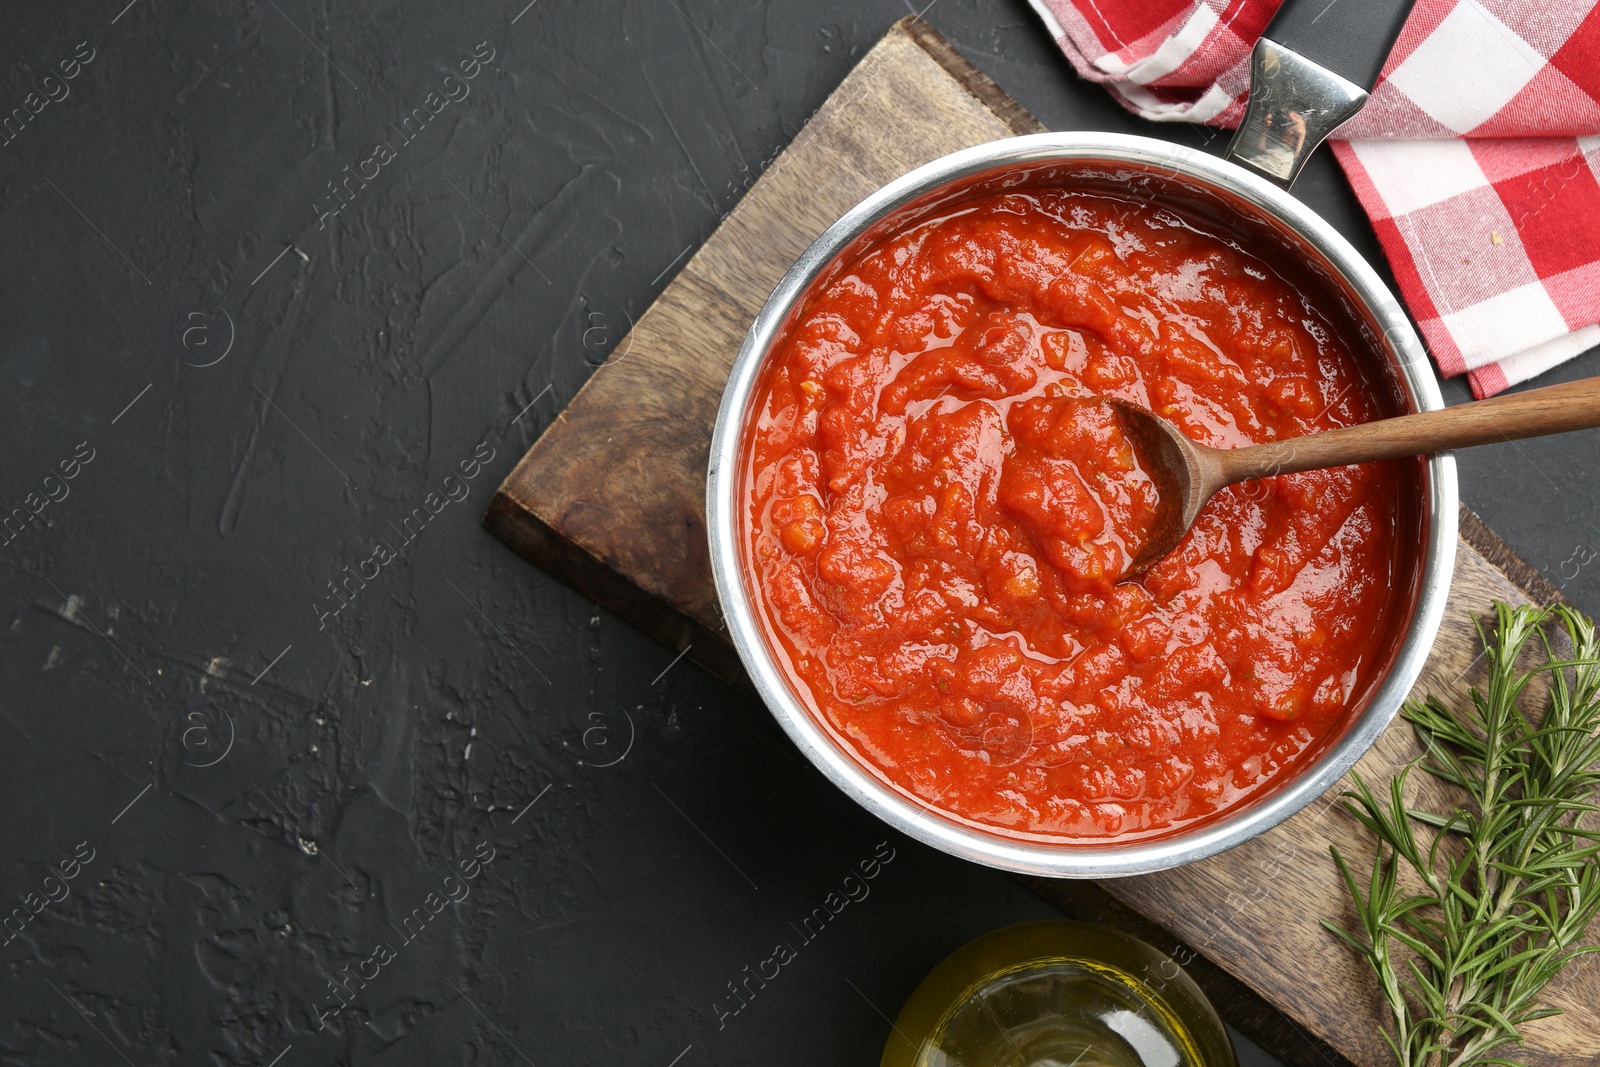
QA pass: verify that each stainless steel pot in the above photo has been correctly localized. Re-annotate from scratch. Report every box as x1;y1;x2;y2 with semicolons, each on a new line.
706;38;1457;877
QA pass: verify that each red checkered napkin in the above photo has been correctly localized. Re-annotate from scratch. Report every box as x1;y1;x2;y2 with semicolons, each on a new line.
1028;0;1600;396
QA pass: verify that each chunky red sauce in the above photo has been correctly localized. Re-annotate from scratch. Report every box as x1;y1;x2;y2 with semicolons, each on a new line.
743;191;1403;840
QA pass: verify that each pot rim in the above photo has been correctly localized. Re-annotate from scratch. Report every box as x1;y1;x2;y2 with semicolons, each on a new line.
706;131;1458;877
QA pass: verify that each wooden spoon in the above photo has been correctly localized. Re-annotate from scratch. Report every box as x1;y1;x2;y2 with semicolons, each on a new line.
1116;375;1600;577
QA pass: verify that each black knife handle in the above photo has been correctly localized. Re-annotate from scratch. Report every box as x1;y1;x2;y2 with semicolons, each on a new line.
1261;0;1416;91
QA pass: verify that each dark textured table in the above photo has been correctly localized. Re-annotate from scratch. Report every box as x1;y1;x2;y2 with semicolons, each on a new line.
2;2;1596;1065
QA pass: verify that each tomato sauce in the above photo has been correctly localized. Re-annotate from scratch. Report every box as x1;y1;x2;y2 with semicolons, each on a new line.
742;190;1403;840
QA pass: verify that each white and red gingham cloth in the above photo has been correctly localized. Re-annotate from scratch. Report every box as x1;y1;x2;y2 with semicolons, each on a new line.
1027;0;1600;396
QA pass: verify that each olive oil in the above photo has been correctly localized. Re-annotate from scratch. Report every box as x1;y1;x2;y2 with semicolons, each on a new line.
883;922;1233;1067
922;958;1198;1067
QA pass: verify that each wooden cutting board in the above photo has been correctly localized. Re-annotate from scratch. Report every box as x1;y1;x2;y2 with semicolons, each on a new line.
485;18;1596;1067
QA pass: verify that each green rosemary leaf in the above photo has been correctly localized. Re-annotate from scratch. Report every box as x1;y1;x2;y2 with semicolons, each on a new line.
1386;927;1446;970
1476;945;1555;982
1468;1001;1523;1041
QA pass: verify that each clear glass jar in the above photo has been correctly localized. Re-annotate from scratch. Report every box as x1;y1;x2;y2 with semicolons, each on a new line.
882;921;1235;1067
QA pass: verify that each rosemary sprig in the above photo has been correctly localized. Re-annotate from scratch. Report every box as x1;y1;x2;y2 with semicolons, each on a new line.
1324;602;1600;1067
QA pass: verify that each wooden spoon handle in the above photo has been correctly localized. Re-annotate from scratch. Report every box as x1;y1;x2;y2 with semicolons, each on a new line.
1217;375;1600;484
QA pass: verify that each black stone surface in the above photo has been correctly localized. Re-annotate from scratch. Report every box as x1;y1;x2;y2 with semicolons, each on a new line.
2;2;1595;1066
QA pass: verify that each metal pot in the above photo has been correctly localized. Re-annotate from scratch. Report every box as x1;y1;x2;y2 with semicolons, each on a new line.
706;37;1457;877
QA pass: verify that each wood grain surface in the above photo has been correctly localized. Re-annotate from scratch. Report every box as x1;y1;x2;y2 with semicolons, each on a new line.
487;18;1598;1067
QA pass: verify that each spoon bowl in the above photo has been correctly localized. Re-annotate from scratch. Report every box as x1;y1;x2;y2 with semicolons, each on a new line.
1107;399;1215;576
